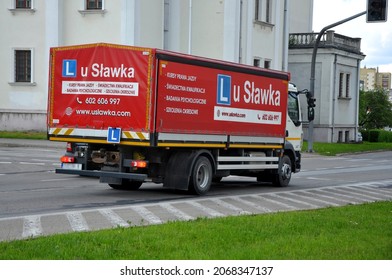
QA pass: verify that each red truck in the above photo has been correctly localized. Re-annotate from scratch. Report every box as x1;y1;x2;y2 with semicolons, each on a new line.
48;43;303;195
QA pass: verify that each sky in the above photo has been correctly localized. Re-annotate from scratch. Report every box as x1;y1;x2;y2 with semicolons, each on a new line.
312;0;392;73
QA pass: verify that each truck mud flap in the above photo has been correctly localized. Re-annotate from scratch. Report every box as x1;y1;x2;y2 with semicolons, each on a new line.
163;152;194;191
55;168;147;181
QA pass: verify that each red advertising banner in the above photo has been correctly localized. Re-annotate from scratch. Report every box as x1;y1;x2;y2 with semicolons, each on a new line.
48;44;153;131
156;59;289;137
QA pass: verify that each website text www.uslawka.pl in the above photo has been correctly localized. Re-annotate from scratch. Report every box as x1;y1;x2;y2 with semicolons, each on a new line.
75;109;131;117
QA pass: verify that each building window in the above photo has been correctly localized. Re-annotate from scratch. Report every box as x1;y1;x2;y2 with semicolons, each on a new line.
253;58;261;67
15;0;31;9
15;50;32;83
9;0;35;13
79;0;105;15
339;73;344;97
265;0;271;23
345;74;350;97
255;0;272;23
264;60;271;69
339;72;351;98
255;0;260;20
86;0;102;10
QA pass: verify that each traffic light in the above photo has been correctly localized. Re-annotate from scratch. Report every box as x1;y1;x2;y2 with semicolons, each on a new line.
306;92;316;121
308;97;316;108
367;0;388;22
308;107;315;121
306;92;316;108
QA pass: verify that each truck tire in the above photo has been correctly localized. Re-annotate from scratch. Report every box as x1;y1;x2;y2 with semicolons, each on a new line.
109;180;143;190
189;156;212;195
273;155;292;187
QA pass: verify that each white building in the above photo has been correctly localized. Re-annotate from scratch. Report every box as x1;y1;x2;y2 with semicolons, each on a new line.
1;0;314;131
289;31;366;143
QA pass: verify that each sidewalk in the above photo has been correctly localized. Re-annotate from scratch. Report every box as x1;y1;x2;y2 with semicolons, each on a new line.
0;138;65;149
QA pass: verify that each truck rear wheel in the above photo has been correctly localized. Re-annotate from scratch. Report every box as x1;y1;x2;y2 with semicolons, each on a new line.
273;155;292;187
189;156;212;195
109;180;143;190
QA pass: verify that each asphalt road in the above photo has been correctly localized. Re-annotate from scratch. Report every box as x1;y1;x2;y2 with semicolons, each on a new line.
0;139;391;241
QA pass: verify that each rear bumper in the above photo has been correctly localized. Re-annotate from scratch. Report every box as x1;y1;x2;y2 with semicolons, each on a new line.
55;168;147;181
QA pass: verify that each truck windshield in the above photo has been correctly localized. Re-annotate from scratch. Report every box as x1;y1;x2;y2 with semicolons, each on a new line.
288;92;300;124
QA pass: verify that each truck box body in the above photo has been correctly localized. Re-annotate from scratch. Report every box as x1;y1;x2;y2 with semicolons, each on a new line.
48;43;289;145
48;43;300;195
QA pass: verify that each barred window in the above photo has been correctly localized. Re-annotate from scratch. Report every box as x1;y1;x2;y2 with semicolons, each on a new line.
339;72;351;98
86;0;102;10
339;73;344;97
15;50;31;83
16;0;31;9
345;74;350;97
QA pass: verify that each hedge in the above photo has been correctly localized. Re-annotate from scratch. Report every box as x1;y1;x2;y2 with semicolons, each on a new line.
361;129;392;142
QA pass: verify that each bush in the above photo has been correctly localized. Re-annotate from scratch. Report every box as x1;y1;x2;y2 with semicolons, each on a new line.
361;130;369;142
362;129;392;143
378;130;392;142
368;130;380;142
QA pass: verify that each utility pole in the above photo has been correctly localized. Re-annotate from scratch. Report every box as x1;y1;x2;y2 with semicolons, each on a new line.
307;11;366;152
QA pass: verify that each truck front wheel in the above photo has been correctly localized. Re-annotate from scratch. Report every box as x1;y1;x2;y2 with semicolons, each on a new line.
273;155;292;187
189;156;212;195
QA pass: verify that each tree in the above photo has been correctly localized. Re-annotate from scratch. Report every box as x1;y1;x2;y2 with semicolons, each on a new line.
359;88;392;129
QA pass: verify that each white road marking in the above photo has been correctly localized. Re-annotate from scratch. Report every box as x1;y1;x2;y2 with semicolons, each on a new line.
187;201;225;217
22;216;42;238
299;190;340;206
160;203;195;221
210;198;252;215
306;177;332;181
132;206;162;225
267;193;319;209
229;196;272;213
66;212;89;232
19;162;45;166
296;190;341;206
99;209;129;228
339;186;386;201
40;178;71;182
255;195;299;210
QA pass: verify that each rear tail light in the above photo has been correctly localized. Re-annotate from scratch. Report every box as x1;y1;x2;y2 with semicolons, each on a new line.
130;160;148;168
61;156;75;163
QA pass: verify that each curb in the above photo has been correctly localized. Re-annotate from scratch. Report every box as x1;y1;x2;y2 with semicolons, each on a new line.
0;138;65;149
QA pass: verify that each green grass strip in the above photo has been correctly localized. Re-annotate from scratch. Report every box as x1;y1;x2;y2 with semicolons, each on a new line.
1;201;391;260
0;131;46;140
302;141;392;156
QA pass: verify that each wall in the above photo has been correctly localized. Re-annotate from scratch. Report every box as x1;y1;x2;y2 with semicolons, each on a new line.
0;1;48;131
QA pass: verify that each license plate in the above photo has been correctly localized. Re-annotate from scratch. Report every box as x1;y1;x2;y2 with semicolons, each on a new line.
61;163;83;170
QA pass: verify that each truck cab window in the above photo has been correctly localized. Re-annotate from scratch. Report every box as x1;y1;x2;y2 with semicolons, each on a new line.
288;92;300;125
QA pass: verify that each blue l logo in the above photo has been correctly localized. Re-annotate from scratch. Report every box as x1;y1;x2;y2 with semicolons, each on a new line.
217;74;231;105
107;127;121;143
62;60;77;77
